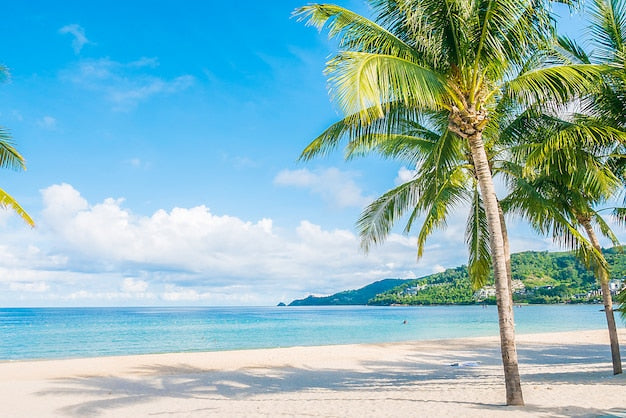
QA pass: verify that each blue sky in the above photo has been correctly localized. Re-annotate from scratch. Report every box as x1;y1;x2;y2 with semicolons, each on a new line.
0;1;618;306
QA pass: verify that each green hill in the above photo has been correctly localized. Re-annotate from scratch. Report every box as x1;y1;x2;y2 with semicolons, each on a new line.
289;247;626;306
288;279;408;306
371;247;626;305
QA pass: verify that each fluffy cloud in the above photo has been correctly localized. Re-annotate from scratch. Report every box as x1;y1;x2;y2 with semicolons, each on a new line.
0;183;463;305
3;182;599;307
59;24;90;54
394;166;417;185
274;168;372;208
432;264;446;273
121;278;148;293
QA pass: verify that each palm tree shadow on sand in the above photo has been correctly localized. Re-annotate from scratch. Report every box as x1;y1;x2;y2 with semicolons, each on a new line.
35;340;625;417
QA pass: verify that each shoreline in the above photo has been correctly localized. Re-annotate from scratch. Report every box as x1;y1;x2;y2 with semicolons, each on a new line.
2;329;625;417
0;324;618;364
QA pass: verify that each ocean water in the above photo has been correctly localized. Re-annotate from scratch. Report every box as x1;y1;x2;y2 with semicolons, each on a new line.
0;304;622;361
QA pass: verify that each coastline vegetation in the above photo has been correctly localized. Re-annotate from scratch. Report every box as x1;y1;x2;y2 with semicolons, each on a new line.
370;247;626;306
289;247;626;306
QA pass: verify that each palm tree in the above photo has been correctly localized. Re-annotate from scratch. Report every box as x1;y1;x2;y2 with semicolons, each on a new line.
0;65;34;227
310;106;505;291
501;109;625;374
528;0;626;374
295;0;607;405
585;0;626;339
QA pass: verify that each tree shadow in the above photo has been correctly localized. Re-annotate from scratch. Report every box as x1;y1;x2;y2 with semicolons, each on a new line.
35;339;626;417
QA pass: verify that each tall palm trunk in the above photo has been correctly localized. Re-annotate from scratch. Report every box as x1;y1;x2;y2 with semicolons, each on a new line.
581;218;623;375
468;131;524;405
499;203;513;300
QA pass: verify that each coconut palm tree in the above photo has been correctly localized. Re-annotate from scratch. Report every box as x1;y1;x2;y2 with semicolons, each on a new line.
501;108;625;374
309;105;503;290
582;0;626;338
295;0;607;404
524;0;626;374
0;66;34;227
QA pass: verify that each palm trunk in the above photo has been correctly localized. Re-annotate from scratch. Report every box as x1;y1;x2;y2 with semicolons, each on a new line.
498;203;513;300
581;219;623;375
469;132;524;405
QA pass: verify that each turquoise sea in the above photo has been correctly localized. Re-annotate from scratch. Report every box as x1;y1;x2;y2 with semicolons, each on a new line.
0;304;622;361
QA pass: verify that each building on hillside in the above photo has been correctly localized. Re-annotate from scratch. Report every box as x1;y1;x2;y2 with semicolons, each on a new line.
609;279;625;295
474;286;496;300
474;280;525;301
511;280;525;293
403;284;428;296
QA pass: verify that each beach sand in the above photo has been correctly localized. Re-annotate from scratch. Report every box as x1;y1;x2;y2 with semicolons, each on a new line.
1;329;625;417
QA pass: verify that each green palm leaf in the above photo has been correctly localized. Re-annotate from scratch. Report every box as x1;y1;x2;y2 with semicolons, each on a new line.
357;177;423;252
506;64;609;105
0;128;27;171
466;182;491;289
412;166;469;258
327;52;448;120
590;0;626;63
293;4;421;61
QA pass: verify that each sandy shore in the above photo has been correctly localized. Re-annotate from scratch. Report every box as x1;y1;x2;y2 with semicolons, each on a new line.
1;329;625;417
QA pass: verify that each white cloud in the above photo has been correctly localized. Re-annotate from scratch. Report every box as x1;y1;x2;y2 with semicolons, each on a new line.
125;157;151;169
0;183;447;304
274;167;372;208
59;24;90;54
0;209;17;227
433;264;446;273
121;278;148;293
7;182;599;307
108;75;193;105
37;116;57;129
41;183;89;224
61;58;194;110
9;281;49;292
395;166;417;185
221;154;258;169
161;285;204;302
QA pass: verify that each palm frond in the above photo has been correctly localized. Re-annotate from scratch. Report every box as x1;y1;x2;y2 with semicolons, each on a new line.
345;133;436;163
0;188;34;227
613;206;626;225
553;36;591;64
466;182;491;289
327;52;448;121
590;0;626;63
412;166;469;258
592;210;622;247
0;128;28;171
357;177;423;252
506;64;608;105
293;4;420;61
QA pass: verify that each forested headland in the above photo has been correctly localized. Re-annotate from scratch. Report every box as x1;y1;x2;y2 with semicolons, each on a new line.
289;247;626;306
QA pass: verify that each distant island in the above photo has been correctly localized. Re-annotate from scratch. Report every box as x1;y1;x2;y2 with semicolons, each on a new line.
289;279;407;306
288;247;626;306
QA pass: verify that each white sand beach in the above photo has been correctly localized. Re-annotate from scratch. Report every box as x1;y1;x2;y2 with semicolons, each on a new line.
1;329;625;417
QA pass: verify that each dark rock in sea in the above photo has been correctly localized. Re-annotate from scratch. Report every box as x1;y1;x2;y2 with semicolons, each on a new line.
277;302;286;307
